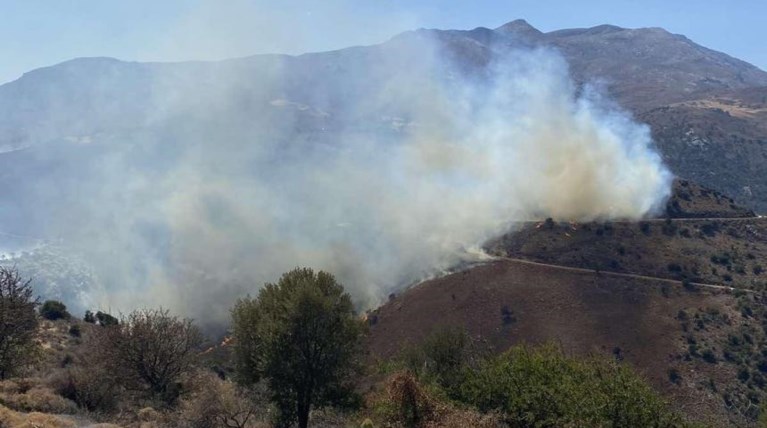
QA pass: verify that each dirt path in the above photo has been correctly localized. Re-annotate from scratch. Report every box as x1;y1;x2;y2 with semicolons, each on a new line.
619;216;765;223
495;256;754;294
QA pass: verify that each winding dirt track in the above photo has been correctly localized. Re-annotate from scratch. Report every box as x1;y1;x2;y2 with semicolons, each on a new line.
495;216;767;294
616;216;765;223
514;216;765;225
496;256;754;294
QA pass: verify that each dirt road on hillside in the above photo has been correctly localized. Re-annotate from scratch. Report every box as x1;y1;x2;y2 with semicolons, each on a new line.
496;256;754;294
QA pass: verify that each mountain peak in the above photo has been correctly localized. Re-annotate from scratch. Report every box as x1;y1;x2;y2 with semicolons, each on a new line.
495;19;543;37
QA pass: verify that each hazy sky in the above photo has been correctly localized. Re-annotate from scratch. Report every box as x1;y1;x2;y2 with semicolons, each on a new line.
1;0;765;84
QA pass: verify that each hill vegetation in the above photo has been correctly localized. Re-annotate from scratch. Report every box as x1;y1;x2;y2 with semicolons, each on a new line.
0;266;701;427
368;185;767;426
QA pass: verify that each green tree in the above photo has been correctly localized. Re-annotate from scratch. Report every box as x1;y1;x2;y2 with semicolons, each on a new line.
95;311;118;326
40;300;70;320
0;267;39;379
231;268;366;428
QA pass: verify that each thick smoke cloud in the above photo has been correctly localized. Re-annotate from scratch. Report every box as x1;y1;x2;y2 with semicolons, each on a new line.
3;32;672;323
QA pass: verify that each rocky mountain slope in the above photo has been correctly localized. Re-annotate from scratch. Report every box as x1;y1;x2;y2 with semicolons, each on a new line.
641;88;767;212
2;19;766;219
502;20;767;110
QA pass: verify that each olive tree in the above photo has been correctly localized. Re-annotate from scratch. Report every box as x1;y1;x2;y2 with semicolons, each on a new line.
232;268;365;428
0;267;39;379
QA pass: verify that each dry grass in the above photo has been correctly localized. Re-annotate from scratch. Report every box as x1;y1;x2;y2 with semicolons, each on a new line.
0;379;77;414
174;372;271;428
367;372;502;428
48;365;121;413
0;403;77;428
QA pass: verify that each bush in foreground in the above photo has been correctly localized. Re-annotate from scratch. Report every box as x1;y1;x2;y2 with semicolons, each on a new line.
175;371;270;428
0;403;78;428
0;379;77;415
51;366;121;412
458;344;685;427
92;308;203;404
371;371;501;428
0;267;39;379
380;331;690;427
400;327;478;398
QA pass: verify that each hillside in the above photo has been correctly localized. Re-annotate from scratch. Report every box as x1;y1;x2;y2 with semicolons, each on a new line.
665;179;755;219
642;93;767;212
369;259;761;426
495;20;767;110
485;181;765;291
368;185;767;426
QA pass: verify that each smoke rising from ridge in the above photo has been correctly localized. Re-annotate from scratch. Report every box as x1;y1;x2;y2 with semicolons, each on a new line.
1;31;672;322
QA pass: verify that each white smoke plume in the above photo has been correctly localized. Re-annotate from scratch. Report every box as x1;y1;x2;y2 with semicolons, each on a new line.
1;30;672;323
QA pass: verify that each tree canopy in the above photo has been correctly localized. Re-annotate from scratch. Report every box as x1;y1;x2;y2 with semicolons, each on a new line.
232;267;366;428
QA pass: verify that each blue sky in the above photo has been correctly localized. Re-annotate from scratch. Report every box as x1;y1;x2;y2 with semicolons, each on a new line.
1;0;765;84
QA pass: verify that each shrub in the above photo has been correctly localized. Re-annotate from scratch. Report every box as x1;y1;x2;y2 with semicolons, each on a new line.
667;263;683;273
711;253;732;266
175;372;270;428
68;324;81;338
639;222;651;236
682;279;699;292
702;349;718;364
40;300;70;321
60;354;73;368
660;284;671;298
84;310;118;326
91;308;203;403
0;386;77;414
662;219;677;236
668;368;681;385
456;344;685;427
0;380;77;414
382;372;435;428
0;267;40;379
400;327;474;397
95;311;118;326
738;368;751;383
500;306;516;325
51;366;121;412
0;404;76;427
701;222;720;237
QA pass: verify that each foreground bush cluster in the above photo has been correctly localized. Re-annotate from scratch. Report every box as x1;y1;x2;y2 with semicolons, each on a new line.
368;329;688;428
0;266;695;427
